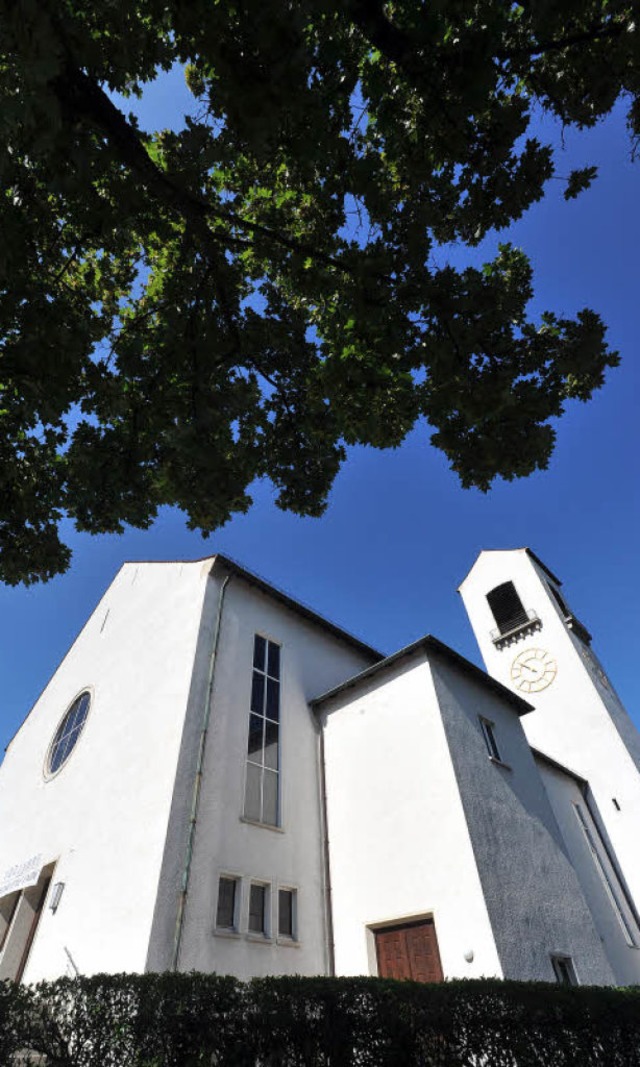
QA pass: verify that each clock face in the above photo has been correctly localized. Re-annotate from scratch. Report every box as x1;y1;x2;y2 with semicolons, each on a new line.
511;649;557;694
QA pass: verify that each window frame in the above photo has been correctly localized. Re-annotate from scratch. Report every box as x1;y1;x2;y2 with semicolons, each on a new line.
479;717;502;763
486;581;529;636
244;634;282;827
277;887;297;941
248;882;270;938
573;802;637;947
215;875;240;932
550;954;578;986
44;689;92;780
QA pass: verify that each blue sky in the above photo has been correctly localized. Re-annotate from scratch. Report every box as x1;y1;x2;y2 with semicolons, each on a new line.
1;71;639;754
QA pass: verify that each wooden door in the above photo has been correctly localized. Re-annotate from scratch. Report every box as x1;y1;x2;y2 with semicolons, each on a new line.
375;919;443;983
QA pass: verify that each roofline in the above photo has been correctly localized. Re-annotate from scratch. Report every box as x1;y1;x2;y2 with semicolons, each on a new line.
210;555;382;662
2;554;381;759
311;634;533;714
3;558;210;755
524;549;562;586
3;564;125;756
531;746;587;787
81;553;382;660
457;547;562;590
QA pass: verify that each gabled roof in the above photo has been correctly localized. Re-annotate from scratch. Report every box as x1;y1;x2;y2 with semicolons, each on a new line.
524;549;562;586
457;547;562;590
531;747;587;787
104;554;383;661
310;634;534;714
210;554;382;661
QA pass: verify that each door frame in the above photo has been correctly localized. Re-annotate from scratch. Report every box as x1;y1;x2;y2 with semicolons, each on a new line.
366;911;443;980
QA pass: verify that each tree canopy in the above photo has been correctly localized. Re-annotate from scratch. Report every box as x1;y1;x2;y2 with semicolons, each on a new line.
1;0;636;584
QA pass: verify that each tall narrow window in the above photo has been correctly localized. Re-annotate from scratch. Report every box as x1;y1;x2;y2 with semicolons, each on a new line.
245;635;281;826
574;804;636;946
479;717;502;762
486;581;528;635
249;884;268;935
278;889;296;939
216;877;238;930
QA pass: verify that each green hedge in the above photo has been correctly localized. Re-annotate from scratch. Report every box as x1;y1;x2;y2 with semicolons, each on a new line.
1;973;639;1066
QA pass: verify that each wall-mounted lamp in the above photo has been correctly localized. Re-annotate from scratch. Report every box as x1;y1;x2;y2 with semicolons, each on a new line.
49;882;65;913
464;949;474;963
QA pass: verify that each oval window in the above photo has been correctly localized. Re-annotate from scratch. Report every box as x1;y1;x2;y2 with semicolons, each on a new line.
47;692;91;776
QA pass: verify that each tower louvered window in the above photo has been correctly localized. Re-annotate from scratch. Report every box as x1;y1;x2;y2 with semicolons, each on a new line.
486;581;528;635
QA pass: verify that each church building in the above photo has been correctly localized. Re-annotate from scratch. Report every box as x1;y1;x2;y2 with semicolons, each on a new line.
1;548;639;988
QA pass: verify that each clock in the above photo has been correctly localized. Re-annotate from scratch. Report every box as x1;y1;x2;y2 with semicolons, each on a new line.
511;648;557;694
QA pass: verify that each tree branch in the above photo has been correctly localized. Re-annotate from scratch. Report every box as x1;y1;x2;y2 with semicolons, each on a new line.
496;16;631;61
344;0;458;132
51;65;346;273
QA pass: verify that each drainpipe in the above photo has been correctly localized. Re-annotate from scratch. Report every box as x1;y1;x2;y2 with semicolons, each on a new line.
318;723;336;976
171;571;232;972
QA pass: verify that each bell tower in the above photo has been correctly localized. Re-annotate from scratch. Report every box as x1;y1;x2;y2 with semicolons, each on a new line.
459;548;640;908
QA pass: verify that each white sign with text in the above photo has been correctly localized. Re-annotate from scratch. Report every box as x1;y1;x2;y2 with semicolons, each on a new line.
0;853;43;897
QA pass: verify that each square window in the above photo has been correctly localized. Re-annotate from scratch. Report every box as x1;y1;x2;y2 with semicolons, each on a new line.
249;883;267;935
216;877;238;930
278;889;296;939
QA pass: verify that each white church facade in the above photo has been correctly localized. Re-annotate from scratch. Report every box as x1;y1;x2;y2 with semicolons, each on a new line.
1;548;640;988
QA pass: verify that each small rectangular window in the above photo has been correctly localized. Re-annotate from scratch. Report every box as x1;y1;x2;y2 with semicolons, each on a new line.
278;889;296;939
480;717;501;762
249;884;267;935
216;877;237;930
551;954;578;986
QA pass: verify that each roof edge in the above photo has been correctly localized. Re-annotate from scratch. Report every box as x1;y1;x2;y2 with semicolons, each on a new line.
210;554;382;662
524;548;562;586
457;547;562;590
311;634;533;714
531;746;587;786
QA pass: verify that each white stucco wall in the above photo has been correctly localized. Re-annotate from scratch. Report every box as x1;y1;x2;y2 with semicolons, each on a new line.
536;757;640;985
430;655;614;985
0;559;211;981
149;570;375;979
460;549;640;919
320;649;504;981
